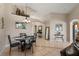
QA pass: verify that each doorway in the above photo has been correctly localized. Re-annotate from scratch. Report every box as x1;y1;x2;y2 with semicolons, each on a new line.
70;19;79;43
72;21;79;49
73;22;79;43
38;26;42;38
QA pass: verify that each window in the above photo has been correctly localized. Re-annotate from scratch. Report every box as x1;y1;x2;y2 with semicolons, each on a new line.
15;22;26;29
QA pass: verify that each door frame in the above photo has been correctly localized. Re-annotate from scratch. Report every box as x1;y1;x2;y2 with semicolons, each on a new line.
70;19;79;43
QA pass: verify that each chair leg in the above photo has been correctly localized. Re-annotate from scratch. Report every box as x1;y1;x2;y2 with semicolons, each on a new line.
18;46;20;51
32;45;33;54
9;47;11;56
35;42;36;47
17;46;20;55
25;47;26;56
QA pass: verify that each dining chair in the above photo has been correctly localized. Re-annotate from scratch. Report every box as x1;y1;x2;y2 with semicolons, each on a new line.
30;33;37;46
24;39;33;56
20;33;27;38
8;35;20;55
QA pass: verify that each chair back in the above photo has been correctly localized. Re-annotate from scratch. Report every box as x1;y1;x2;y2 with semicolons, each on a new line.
30;35;36;43
8;35;11;45
20;33;27;38
34;33;37;39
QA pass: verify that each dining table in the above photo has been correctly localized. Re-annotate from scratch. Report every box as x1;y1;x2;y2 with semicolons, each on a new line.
14;35;34;51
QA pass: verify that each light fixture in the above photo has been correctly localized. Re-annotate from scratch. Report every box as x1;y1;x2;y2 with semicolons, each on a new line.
25;18;31;23
25;7;31;23
75;24;77;28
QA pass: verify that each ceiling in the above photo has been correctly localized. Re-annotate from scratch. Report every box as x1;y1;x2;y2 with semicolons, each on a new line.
13;3;79;22
26;3;78;22
26;3;78;14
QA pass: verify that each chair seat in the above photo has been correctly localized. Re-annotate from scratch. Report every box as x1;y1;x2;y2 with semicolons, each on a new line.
26;44;32;49
31;40;36;43
11;42;20;47
25;43;32;49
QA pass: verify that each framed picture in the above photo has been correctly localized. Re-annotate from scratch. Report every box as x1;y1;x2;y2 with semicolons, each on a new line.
2;17;4;29
55;24;63;32
38;26;42;31
15;22;26;29
0;17;4;29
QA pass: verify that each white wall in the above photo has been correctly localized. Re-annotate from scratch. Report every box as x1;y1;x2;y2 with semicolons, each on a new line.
47;14;67;42
69;5;79;20
50;20;67;42
0;4;6;51
6;14;33;36
68;5;79;43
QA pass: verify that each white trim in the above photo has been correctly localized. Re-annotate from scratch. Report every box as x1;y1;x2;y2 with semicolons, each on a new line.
70;19;79;43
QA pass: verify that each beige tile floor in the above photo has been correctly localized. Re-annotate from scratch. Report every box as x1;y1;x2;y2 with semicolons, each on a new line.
0;38;70;56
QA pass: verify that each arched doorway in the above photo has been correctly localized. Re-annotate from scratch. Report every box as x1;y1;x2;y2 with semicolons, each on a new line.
70;19;79;43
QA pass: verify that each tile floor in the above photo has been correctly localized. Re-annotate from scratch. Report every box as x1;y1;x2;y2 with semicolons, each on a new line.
0;38;70;56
